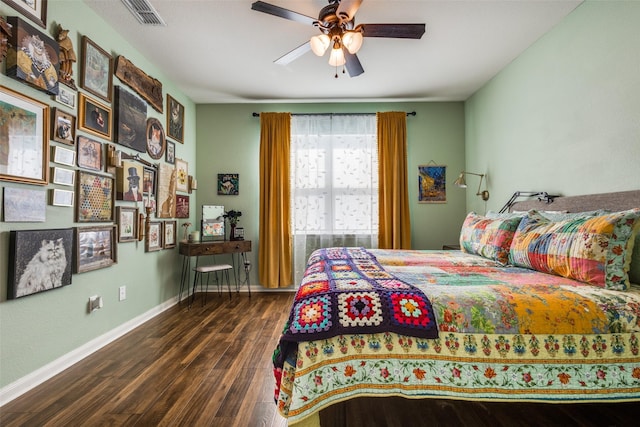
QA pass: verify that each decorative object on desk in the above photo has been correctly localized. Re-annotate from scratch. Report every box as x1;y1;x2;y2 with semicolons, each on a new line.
76;135;103;172
418;164;446;203
188;230;200;243
175;158;188;192
3;187;46;222
157;162;176;218
78;92;112;140
75;225;117;273
175;194;189;218
454;171;489;201
76;171;114;222
114;86;147;153
163;220;177;249
166;94;184;143
146;117;165;160
80;36;113;102
181;222;191;242
165;140;175;164
218;173;239;195
7;228;73;299
3;0;47;29
498;191;559;213
233;226;245;241
0;85;49;185
202;205;225;239
56;24;77;89
224;209;242;241
5;16;58;95
52;108;76;145
117;206;138;243
146;221;163;252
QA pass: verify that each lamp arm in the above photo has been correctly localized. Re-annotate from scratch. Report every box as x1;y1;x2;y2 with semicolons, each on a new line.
498;191;559;213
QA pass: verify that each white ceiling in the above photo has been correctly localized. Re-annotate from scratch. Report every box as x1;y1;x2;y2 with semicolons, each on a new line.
84;0;583;104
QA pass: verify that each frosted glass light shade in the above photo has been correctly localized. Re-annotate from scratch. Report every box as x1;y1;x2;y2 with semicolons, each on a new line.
342;31;363;54
310;34;330;56
328;47;346;66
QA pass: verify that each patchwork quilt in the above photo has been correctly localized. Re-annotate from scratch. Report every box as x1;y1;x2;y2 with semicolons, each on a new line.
274;249;640;424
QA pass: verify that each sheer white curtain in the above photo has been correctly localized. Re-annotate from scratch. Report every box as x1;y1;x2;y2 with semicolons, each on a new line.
290;114;378;285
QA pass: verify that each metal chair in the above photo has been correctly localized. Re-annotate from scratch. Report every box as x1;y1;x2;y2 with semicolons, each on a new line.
190;263;233;307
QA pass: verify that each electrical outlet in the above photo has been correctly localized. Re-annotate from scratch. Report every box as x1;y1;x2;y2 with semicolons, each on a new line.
89;295;103;313
119;286;126;301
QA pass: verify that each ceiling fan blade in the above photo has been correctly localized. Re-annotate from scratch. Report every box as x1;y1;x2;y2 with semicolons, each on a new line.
344;51;364;77
274;41;312;65
361;23;426;39
251;1;317;26
337;0;363;22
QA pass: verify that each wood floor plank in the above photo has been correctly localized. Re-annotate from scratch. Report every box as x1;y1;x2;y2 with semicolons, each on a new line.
3;292;639;426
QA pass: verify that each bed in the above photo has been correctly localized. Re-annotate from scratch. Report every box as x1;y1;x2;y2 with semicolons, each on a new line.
273;190;640;426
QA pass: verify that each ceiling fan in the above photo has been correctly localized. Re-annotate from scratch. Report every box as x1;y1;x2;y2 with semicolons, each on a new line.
251;0;426;78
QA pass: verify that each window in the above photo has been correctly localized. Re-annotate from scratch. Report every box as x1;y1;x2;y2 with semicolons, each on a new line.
290;114;378;284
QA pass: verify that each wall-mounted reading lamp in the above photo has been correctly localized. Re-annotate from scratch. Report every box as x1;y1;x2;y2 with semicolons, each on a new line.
498;191;559;213
454;171;490;201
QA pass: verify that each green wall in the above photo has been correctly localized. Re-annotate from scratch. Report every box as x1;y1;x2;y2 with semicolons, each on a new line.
195;101;467;284
465;0;640;213
0;1;196;390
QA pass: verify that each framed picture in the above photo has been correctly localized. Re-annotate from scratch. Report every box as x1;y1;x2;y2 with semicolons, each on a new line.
143;166;156;195
7;228;74;299
418;165;447;204
146;221;163;252
0;85;49;185
2;0;48;28
175;158;188;193
52;108;76;145
116;161;144;202
52;167;75;186
78;92;112;140
157;163;176;218
80;36;113;102
55;85;77;109
146;117;165;160
117;206;139;243
165;140;175;164
166;94;184;143
114;86;147;153
5;16;58;94
51;188;74;207
76;171;114;222
76;136;103;171
3;187;46;222
75;225;117;273
217;173;239;195
176;194;189;218
53;146;76;167
163;220;177;249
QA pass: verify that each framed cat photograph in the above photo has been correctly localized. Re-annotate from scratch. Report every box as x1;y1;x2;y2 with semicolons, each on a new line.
7;228;74;299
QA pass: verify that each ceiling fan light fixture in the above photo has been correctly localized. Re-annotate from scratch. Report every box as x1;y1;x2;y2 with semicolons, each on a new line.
328;47;346;66
342;30;363;54
310;34;330;56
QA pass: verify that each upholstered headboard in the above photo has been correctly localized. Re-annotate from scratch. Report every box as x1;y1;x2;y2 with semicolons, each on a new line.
511;190;640;213
511;189;640;284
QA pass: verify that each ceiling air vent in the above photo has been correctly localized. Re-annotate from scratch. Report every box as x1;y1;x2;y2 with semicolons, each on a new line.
121;0;166;26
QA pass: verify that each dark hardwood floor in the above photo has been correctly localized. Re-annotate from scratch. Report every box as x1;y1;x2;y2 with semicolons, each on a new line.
2;292;639;427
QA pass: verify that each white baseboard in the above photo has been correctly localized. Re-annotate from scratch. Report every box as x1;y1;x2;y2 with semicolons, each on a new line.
0;296;179;407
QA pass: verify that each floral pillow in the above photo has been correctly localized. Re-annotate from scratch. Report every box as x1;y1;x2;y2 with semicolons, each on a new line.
459;212;525;265
509;209;640;290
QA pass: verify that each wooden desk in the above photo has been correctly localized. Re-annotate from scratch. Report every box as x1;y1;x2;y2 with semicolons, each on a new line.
179;240;252;302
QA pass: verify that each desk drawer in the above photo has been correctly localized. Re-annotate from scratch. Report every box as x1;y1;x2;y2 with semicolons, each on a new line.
180;240;251;256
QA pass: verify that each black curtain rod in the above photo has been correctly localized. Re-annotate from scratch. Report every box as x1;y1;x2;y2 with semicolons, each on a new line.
252;111;416;117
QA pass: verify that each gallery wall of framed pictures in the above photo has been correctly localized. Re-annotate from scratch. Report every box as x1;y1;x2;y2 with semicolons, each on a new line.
1;0;194;299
